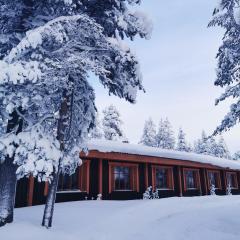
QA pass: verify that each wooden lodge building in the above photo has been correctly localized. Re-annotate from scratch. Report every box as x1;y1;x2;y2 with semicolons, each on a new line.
15;140;240;207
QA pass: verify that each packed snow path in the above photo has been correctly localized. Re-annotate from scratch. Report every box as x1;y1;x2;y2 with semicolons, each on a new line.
1;196;240;240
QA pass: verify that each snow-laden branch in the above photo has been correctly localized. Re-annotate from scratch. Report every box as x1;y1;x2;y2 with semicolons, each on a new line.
0;60;41;85
5;15;103;63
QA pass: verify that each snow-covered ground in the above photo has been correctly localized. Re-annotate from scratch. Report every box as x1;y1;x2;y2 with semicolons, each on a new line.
1;196;240;240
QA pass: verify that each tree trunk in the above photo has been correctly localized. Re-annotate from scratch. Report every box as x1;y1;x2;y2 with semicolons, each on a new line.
42;87;70;228
0;157;17;227
0;110;23;227
41;165;61;228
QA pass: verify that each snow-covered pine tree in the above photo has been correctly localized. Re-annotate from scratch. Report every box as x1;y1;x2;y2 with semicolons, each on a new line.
139;118;157;147
194;131;231;159
215;136;231;159
209;1;240;135
176;128;191;152
233;151;240;160
0;15;108;227
89;113;103;140
102;105;124;141
208;136;219;157
156;119;164;148
187;143;193;152
156;118;175;150
194;131;211;155
0;0;151;228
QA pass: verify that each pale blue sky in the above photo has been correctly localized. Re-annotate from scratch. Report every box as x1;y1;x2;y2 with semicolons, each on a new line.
91;0;240;153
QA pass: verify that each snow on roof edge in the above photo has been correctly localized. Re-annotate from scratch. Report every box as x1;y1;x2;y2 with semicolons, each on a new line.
87;139;240;170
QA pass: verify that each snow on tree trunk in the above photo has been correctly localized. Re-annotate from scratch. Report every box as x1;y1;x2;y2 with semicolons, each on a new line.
0;110;23;227
0;157;17;227
42;89;69;228
0;1;150;229
41;165;60;228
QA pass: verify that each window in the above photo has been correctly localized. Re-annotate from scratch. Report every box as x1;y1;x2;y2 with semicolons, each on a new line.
183;169;199;190
207;171;221;189
109;162;139;193
152;166;174;190
57;160;90;193
114;166;131;190
226;172;238;189
58;172;79;191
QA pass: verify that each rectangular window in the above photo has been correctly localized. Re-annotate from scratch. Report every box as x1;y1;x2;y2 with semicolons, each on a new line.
207;171;221;189
153;166;174;190
226;172;238;189
109;162;139;193
183;169;199;190
58;172;79;191
57;160;90;193
114;166;131;190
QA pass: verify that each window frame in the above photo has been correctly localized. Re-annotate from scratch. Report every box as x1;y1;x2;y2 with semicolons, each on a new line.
56;160;90;194
57;171;80;192
109;162;139;193
183;168;200;191
114;166;132;191
152;165;174;191
226;172;238;189
207;170;222;190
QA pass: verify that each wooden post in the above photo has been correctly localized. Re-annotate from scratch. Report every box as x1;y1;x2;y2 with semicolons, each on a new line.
98;159;103;194
44;182;49;196
222;170;227;192
144;163;149;190
203;169;208;195
27;176;34;206
151;166;156;191
86;161;90;194
177;166;183;197
78;166;82;191
136;166;140;192
108;164;112;194
238;172;240;190
198;170;202;196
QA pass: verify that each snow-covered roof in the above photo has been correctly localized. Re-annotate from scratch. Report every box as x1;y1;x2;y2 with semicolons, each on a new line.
87;139;240;170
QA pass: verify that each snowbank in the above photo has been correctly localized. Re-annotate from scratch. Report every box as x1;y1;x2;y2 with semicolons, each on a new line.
87;139;240;170
1;196;240;240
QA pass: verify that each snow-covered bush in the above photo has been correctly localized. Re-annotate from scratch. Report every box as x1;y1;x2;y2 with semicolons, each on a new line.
210;184;216;196
152;190;159;199
143;186;159;200
97;194;102;200
226;184;232;196
143;186;153;199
